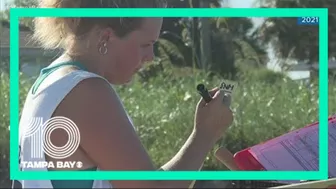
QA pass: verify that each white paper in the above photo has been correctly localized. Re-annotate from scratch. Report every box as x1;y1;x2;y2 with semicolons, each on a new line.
249;118;336;183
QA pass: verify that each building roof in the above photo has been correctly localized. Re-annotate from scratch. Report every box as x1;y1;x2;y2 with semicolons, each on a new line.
0;20;61;57
0;20;40;48
288;60;336;71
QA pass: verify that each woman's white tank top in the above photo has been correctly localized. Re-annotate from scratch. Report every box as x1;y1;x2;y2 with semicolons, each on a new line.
17;63;133;188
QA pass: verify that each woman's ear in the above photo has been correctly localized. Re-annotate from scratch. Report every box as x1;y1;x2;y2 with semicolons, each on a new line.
99;27;118;43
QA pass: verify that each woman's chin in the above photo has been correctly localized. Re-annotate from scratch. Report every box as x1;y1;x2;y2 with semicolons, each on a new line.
107;78;132;86
109;74;135;86
123;76;134;85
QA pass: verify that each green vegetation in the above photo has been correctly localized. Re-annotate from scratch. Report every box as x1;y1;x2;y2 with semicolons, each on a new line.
1;66;335;187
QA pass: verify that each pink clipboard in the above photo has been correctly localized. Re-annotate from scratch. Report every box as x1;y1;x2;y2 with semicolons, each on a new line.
234;116;336;183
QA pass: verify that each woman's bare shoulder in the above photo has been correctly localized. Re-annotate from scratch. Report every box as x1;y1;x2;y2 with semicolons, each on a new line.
50;77;156;178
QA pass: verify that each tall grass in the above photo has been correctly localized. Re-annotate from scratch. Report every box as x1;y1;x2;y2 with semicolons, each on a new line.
1;67;335;186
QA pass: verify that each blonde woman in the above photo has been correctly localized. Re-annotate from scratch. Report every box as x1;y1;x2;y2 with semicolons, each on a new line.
17;0;233;188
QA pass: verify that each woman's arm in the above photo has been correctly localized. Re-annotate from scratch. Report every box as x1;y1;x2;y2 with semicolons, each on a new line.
51;77;216;188
159;129;217;187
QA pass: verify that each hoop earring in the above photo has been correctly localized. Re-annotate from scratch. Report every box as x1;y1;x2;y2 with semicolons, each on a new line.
99;42;108;55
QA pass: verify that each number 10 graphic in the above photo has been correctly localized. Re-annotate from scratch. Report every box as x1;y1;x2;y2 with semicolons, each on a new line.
21;116;81;160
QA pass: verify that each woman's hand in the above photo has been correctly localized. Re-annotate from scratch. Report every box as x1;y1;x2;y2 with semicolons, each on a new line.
193;87;233;142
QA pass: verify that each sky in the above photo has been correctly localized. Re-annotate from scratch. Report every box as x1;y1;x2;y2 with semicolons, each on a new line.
0;0;309;79
0;0;10;10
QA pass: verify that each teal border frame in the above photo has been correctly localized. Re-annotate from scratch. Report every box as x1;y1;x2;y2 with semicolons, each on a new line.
10;8;329;181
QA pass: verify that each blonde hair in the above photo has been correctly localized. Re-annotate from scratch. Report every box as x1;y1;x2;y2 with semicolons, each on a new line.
32;0;166;53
